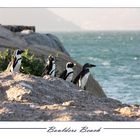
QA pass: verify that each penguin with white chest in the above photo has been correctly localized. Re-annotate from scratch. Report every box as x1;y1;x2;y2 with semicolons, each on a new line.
73;63;96;90
42;55;56;77
7;49;24;73
59;62;76;82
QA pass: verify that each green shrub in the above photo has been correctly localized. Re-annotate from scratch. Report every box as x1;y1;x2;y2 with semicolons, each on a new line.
0;49;13;72
0;48;45;76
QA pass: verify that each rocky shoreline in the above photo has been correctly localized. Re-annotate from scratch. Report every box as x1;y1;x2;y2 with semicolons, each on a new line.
0;72;140;121
0;25;139;121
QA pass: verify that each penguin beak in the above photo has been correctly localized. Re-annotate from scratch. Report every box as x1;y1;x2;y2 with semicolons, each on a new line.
89;64;96;68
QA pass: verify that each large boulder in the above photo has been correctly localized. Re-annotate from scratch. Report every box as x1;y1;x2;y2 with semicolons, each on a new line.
0;25;106;97
0;72;139;121
20;33;70;56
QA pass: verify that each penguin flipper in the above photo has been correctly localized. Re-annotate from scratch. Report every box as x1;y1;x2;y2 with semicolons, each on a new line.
12;57;17;69
73;72;82;84
59;70;67;80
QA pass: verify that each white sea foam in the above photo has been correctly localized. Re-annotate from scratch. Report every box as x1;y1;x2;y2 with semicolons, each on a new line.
97;36;102;39
117;66;129;72
134;57;138;60
132;75;140;79
102;49;109;52
130;36;134;41
102;61;111;66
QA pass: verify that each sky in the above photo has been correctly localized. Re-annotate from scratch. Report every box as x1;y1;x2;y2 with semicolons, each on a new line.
0;8;140;31
49;8;140;31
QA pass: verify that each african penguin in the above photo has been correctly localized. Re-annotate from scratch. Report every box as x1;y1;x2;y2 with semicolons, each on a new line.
42;55;56;77
59;62;76;82
73;63;96;90
8;49;24;73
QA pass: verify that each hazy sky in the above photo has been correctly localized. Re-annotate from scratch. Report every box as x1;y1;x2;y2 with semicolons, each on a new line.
49;8;140;31
0;8;140;31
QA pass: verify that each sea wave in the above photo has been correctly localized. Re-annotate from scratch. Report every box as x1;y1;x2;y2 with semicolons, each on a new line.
102;61;111;66
132;75;140;79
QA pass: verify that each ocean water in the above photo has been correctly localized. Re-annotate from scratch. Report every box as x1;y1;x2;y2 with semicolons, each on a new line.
55;31;140;104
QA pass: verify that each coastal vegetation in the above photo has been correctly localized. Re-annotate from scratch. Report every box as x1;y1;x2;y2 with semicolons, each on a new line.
0;49;45;76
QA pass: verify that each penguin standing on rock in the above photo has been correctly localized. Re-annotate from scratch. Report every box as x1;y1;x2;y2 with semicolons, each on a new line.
42;55;56;77
59;62;76;82
73;63;96;90
7;49;24;73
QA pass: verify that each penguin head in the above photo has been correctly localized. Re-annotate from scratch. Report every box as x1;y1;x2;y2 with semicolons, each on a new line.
48;55;55;63
14;49;24;57
83;63;96;70
66;62;76;69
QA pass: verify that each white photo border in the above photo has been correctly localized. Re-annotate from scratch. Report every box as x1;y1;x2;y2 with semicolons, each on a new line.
0;0;140;140
0;0;140;7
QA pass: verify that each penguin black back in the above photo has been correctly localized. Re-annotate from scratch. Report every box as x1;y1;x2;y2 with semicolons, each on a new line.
42;55;56;76
59;69;67;80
